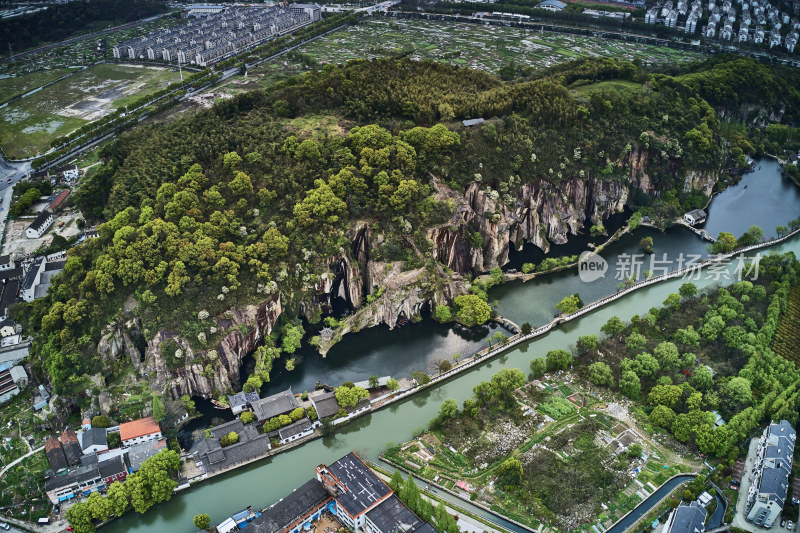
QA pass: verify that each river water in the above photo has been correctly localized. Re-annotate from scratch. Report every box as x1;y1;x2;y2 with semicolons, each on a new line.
107;159;800;533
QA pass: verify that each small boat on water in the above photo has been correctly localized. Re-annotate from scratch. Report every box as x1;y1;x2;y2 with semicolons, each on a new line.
210;399;227;409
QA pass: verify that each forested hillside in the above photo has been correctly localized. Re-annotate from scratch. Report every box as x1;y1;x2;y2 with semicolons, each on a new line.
0;0;168;51
15;56;796;417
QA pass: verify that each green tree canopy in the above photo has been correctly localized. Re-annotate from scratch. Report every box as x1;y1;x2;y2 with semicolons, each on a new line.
454;294;491;326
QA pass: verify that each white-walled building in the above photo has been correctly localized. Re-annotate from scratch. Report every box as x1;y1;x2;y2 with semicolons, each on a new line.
746;420;796;529
25;210;53;239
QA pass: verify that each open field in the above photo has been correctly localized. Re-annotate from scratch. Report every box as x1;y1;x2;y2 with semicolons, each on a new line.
219;19;704;95
0;68;74;104
573;79;644;94
0;63;181;159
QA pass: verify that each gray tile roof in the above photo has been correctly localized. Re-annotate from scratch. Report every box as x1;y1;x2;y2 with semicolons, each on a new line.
45;439;68;472
311;391;340;419
209;418;245;440
44;463;101;491
366;494;423;532
80;427;107;451
21;258;42;291
278;417;313;440
191;418;271;474
665;501;706;533
227;391;260;409
251;388;299;421
28;210;52;233
0;268;23;281
98;455;126;478
249;479;331;533
127;439;166;472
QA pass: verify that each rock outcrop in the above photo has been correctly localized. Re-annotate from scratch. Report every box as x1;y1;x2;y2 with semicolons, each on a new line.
97;296;282;399
432;176;628;273
96;156;723;394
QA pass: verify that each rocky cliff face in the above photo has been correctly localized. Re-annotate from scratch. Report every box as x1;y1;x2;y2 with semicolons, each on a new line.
97;154;722;394
432;176;628;273
97;296;282;399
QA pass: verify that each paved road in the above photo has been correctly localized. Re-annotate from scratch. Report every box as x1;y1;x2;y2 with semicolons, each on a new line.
0;446;44;479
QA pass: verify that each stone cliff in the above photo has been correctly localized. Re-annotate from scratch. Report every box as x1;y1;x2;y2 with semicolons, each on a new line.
432;176;628;273
96;155;721;397
98;296;282;400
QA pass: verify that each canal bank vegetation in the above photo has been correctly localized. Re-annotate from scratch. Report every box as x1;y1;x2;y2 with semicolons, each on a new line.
391;251;800;531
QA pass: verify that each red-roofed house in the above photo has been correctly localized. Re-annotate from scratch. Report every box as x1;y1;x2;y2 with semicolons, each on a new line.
47;190;70;212
119;417;162;448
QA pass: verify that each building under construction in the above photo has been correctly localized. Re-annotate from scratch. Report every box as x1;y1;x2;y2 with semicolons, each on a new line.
112;4;321;67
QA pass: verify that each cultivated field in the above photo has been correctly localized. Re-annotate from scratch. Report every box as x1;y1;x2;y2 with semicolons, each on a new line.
0;63;181;159
219;18;704;95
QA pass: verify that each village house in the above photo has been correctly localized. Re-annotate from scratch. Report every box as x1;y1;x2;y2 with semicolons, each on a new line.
0;256;14;272
60;429;83;466
47;189;70;212
120;417;162;448
250;388;300;422
45;438;69;473
227;390;260;415
277;417;315;445
80;427;109;455
0;364;27;404
190;418;271;475
25;210;54;239
683;209;707;226
44;453;128;505
127;439;167;472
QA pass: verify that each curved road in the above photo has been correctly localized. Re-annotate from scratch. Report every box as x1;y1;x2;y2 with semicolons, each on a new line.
0;446;44;479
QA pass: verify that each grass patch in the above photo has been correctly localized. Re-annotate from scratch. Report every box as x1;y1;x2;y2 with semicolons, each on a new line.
0;68;74;104
572;80;643;95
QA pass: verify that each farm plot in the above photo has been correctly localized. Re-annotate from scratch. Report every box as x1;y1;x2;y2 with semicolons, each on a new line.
772;285;800;364
220;18;704;95
0;63;180;159
382;377;696;532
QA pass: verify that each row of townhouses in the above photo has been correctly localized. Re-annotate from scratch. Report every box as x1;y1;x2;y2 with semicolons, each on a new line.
112;4;320;67
645;0;799;51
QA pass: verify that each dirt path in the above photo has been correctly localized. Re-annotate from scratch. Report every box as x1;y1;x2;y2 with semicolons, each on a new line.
0;446;43;479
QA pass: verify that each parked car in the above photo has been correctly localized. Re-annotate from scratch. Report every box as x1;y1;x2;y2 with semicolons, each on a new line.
788;520;794;530
54;503;60;514
782;519;787;528
0;522;9;531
